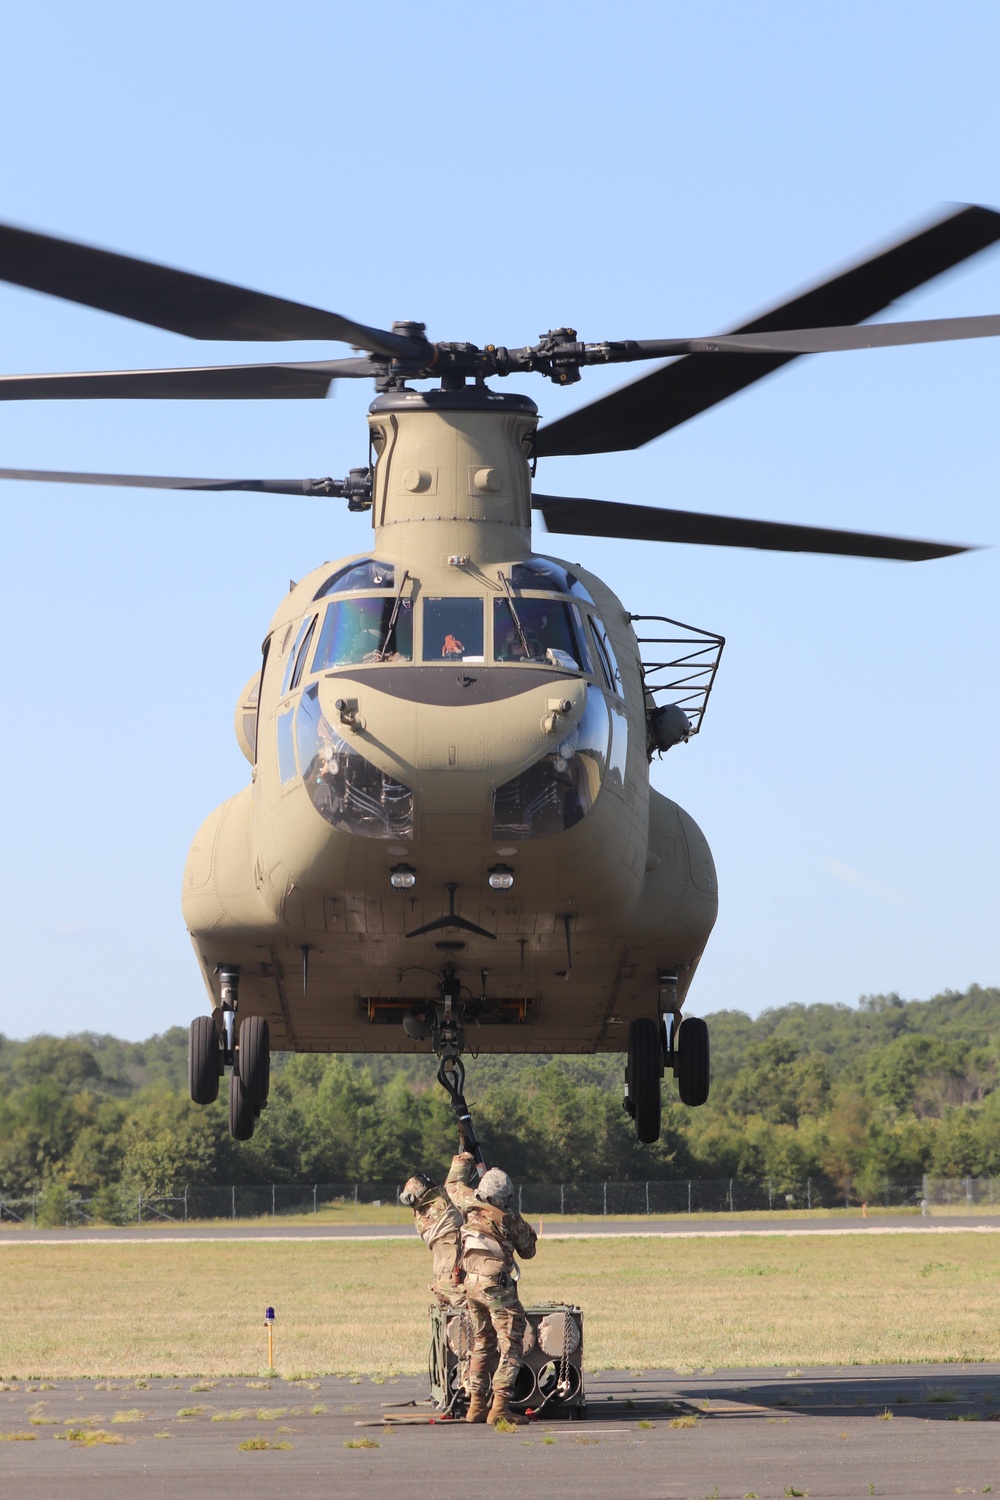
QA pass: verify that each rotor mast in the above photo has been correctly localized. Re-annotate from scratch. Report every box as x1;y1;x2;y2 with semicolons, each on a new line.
366;386;538;565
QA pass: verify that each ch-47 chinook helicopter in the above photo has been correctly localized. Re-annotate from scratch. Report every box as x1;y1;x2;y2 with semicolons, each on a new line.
1;206;998;1145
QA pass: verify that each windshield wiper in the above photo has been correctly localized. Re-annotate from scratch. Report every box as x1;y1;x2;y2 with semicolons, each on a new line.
497;570;532;659
377;569;411;659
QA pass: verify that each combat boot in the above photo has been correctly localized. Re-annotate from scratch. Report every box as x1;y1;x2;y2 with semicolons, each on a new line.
465;1391;489;1423
486;1390;528;1427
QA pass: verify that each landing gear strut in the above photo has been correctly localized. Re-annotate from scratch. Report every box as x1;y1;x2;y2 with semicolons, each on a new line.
187;965;271;1140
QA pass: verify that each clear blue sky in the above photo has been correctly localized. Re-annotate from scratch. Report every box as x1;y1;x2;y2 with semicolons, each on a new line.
0;2;996;1041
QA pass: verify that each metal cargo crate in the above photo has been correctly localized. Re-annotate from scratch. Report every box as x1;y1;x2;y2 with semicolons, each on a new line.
428;1301;585;1418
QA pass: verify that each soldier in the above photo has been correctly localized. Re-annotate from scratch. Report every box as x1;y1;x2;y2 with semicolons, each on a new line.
398;1171;465;1308
445;1150;537;1426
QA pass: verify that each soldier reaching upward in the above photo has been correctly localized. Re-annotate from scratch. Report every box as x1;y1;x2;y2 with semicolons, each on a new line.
399;1172;466;1308
445;1150;537;1426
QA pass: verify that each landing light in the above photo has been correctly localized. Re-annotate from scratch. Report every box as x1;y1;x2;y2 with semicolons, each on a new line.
488;864;515;891
390;864;417;890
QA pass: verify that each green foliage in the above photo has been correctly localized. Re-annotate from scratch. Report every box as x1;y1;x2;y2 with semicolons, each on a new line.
33;1179;75;1228
0;984;997;1196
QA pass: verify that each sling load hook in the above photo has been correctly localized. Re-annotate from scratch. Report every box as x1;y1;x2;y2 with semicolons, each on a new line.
437;1053;486;1178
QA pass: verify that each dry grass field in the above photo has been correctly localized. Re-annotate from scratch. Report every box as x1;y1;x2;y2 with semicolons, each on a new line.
1;1233;998;1379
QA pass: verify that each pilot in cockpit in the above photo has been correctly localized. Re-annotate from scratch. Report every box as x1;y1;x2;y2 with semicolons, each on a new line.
500;627;527;660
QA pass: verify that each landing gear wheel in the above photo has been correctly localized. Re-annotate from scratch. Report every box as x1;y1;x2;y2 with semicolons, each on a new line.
238;1016;270;1108
188;1015;220;1105
627;1017;661;1144
677;1015;710;1106
228;1068;255;1140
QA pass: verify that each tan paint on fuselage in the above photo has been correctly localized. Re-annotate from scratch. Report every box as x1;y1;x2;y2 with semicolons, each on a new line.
182;393;717;1053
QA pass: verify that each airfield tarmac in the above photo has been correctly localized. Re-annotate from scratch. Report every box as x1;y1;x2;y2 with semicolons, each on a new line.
2;1364;999;1499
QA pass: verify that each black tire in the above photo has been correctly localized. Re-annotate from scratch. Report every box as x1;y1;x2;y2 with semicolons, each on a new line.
188;1015;220;1105
627;1017;661;1143
228;1068;255;1140
677;1015;710;1106
238;1016;270;1108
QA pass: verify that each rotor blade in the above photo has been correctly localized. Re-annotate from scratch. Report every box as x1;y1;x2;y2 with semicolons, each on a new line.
0;222;429;358
535;204;1000;456
533;494;970;561
646;313;1000;356
0;466;341;496
0;357;377;400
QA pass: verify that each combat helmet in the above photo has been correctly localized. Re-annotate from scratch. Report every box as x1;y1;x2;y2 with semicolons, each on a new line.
399;1172;435;1208
474;1167;514;1210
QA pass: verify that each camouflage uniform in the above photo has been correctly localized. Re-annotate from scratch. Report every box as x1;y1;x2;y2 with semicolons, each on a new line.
404;1179;466;1308
445;1153;537;1402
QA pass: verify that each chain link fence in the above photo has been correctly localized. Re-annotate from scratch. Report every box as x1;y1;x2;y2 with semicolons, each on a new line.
518;1178;929;1215
3;1174;977;1227
0;1181;406;1227
923;1176;1000;1207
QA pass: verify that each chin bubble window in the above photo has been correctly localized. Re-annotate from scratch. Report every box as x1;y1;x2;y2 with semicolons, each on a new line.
492;685;611;839
422;598;484;662
314;597;413;669
296;685;413;838
493;598;592;672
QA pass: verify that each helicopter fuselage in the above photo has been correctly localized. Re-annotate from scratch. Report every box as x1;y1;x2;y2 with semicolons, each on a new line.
2;206;992;1137
182;389;718;1054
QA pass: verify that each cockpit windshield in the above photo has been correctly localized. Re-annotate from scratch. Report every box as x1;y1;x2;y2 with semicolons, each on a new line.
313;558;395;600
422;598;485;662
314;597;413;669
493;598;592;672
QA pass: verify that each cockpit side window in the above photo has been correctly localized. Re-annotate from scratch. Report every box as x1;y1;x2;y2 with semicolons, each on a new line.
493;598;592;672
314;597;413;669
313;558;395;600
289;615;318;691
590;616;623;697
281;615;317;695
252;638;270;765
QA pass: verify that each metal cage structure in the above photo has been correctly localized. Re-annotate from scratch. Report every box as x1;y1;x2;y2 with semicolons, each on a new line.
629;613;725;737
428;1301;585;1418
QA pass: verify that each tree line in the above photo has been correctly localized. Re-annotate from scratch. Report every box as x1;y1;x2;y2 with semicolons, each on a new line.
0;984;997;1216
